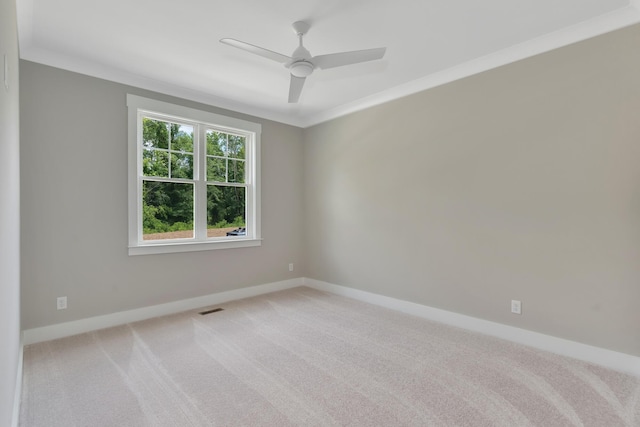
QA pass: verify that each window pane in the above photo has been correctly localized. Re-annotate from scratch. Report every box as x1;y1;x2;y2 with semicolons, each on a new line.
143;149;169;177
228;135;245;159
207;157;226;182
228;159;245;183
143;118;169;149
143;181;194;240
206;130;226;156
172;125;193;152
171;153;193;179
207;185;246;238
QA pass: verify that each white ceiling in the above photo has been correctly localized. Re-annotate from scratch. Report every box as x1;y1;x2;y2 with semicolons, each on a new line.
17;0;640;127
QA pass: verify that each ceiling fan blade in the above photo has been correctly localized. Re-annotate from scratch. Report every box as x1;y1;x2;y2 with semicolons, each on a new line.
220;38;291;63
288;75;306;103
312;47;386;70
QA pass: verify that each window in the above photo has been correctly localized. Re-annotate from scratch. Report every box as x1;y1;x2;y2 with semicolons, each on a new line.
127;95;261;255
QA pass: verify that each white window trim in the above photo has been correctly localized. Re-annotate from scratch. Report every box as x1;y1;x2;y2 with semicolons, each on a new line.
127;94;261;255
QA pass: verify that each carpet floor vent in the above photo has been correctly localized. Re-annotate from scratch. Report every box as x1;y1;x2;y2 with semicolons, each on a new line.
199;308;224;315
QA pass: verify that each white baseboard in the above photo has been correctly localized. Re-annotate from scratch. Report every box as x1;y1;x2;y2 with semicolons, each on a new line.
21;276;640;378
304;278;640;378
23;278;304;345
12;333;23;427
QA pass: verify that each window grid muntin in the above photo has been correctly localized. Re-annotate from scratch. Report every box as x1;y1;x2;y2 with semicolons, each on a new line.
205;129;247;184
142;116;195;180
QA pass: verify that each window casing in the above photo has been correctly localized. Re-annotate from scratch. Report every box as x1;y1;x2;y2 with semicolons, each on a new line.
127;94;261;255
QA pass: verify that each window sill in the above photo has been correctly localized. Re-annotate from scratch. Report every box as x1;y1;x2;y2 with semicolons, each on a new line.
128;238;262;256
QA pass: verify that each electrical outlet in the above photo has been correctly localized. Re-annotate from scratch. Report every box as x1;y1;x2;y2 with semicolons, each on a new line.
289;263;294;272
511;300;521;315
57;296;67;310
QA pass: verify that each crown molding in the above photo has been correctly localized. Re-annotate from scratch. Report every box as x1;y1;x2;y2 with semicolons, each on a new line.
19;46;303;127
299;4;640;127
18;5;640;129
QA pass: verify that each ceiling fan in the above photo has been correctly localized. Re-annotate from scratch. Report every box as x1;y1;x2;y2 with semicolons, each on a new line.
220;21;386;103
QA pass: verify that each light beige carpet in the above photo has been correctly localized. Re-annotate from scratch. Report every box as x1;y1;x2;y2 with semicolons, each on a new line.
20;287;640;426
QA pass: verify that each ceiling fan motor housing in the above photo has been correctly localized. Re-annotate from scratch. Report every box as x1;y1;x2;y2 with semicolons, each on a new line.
290;61;314;77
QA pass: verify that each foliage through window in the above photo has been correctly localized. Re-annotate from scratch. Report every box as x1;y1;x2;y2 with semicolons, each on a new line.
127;95;261;255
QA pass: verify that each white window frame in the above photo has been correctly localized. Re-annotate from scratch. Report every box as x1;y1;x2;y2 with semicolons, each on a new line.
127;94;261;255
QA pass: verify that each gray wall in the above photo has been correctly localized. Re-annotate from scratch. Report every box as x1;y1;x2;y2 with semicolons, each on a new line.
19;22;640;360
0;0;21;424
304;24;640;357
20;61;304;330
